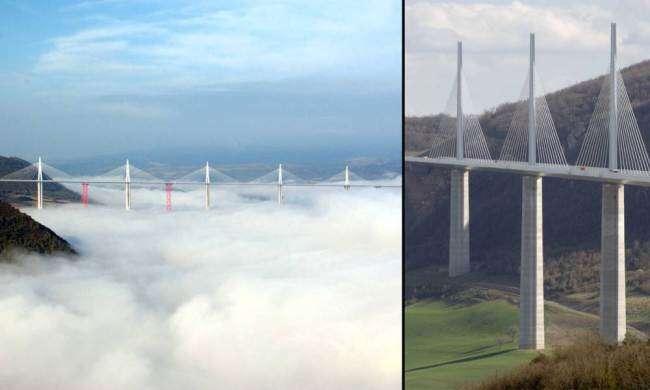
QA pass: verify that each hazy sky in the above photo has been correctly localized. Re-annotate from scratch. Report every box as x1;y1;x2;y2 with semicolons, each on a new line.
406;0;650;116
0;0;401;161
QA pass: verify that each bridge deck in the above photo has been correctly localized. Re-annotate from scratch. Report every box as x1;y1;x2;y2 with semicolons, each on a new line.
0;179;400;188
405;156;650;187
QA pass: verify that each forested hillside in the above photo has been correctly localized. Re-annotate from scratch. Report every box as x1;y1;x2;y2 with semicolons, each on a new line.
406;60;650;296
0;201;75;258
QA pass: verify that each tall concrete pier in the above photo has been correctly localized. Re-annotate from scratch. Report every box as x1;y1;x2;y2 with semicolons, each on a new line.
601;183;626;343
449;169;470;276
519;33;544;350
448;41;470;277
277;164;284;205
599;23;626;344
36;157;43;210
520;175;544;349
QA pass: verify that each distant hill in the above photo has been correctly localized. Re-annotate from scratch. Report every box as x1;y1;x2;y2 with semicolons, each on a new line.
405;59;650;295
0;156;80;204
0;201;76;258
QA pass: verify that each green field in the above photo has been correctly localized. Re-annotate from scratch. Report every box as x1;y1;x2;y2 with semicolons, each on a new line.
405;300;536;390
405;266;650;389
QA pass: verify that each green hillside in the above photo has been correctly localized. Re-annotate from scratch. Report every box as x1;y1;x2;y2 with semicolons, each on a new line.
406;300;535;390
405;275;648;390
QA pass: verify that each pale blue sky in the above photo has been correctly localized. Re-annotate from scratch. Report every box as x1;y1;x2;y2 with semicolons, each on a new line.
0;0;401;161
407;0;650;116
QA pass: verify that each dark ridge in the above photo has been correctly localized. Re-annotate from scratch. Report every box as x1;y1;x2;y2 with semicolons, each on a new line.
0;201;76;258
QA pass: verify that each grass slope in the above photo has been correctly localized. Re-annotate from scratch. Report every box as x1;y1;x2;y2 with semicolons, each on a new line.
405;300;535;390
405;295;647;390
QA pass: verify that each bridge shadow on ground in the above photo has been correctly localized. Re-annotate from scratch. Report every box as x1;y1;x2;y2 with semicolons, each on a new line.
405;348;517;373
462;343;510;355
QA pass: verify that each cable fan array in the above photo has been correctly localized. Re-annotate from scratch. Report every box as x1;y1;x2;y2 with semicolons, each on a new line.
428;58;649;174
499;71;567;165
576;70;650;173
0;161;376;187
428;72;492;161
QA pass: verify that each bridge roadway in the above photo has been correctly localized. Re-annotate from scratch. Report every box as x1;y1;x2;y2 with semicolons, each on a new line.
0;179;400;188
406;155;650;187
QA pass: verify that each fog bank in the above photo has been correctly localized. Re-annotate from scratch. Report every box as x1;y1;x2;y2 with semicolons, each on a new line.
0;186;401;389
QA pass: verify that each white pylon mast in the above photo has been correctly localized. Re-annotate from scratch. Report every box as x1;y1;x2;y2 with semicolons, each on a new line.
456;41;464;160
124;159;131;210
205;161;211;210
528;33;537;164
36;157;43;209
609;22;618;170
277;163;284;204
344;165;350;190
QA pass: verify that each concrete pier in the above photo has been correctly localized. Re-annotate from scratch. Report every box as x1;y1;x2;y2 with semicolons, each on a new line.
125;183;131;210
600;183;626;344
519;175;544;349
36;157;43;210
36;181;43;209
449;169;470;277
205;184;210;209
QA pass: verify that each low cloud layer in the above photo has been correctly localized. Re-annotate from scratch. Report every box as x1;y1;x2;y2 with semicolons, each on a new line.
0;185;401;389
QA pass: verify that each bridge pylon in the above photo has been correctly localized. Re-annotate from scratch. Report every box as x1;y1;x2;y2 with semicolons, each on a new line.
429;41;491;161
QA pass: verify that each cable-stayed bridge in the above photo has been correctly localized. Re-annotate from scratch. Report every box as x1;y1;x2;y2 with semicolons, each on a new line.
406;23;643;350
0;159;400;210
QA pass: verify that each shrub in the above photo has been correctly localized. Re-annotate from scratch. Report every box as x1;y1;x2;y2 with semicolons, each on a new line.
467;334;650;390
